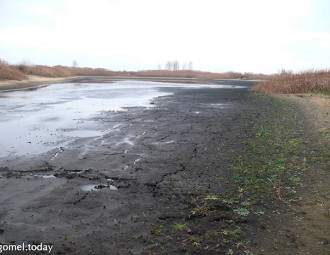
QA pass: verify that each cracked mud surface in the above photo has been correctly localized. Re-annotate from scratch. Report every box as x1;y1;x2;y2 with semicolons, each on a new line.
0;79;329;254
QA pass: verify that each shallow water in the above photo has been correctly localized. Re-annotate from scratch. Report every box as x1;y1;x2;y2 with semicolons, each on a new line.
33;174;56;179
0;80;244;159
80;183;118;192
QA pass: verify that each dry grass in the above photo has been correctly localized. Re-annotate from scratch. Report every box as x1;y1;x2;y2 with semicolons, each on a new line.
71;67;116;76
0;59;267;81
134;70;248;79
252;70;330;94
14;64;115;77
20;65;73;77
0;63;118;80
0;65;27;81
133;70;268;80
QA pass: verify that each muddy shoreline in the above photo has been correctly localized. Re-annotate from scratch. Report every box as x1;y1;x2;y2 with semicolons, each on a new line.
0;76;254;92
0;80;253;253
0;78;328;254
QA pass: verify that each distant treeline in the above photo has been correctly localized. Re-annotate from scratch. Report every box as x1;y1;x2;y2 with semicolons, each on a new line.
0;59;267;81
2;59;328;94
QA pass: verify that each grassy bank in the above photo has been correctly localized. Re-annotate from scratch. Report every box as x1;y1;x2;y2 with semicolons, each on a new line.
252;70;330;94
229;94;329;254
146;93;329;255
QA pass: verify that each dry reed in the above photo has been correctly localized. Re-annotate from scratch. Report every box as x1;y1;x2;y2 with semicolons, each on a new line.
0;65;27;81
0;60;268;81
252;70;330;94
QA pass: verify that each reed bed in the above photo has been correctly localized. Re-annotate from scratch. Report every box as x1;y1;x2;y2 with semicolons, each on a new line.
252;70;330;94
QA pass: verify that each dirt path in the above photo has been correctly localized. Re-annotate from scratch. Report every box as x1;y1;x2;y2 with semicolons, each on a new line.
258;93;330;255
275;93;330;138
0;81;328;254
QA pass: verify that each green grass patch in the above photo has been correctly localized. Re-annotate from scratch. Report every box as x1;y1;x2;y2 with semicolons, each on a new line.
311;89;330;95
145;92;329;255
321;129;330;136
229;93;314;207
171;223;190;232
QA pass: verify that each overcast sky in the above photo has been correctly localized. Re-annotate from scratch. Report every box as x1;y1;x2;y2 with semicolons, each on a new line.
0;0;329;73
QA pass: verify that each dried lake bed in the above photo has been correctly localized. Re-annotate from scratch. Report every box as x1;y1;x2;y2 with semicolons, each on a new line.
0;78;257;254
5;78;327;255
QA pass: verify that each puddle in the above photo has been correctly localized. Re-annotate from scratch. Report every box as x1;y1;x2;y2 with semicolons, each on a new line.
152;140;175;145
32;174;56;179
116;137;135;146
112;124;121;130
210;103;225;107
200;103;230;109
133;158;142;164
50;147;64;161
80;184;100;192
164;140;175;144
80;182;118;192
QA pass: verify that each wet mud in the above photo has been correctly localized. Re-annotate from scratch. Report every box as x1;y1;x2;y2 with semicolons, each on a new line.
0;79;250;252
0;78;328;254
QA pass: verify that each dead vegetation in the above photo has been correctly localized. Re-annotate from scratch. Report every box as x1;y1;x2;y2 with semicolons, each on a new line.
252;70;330;94
2;58;329;92
134;70;268;80
0;65;28;81
0;59;266;81
0;59;119;80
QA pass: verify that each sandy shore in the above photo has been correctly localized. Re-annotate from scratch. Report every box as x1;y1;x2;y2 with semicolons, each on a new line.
0;75;79;86
0;75;83;92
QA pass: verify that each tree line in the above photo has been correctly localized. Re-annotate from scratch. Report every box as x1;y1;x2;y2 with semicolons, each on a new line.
158;61;194;71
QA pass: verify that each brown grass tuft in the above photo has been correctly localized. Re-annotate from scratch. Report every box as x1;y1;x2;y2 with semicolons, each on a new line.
252;70;330;94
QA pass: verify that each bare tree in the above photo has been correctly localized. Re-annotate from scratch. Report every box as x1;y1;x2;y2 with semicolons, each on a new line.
165;61;172;71
17;60;32;73
0;58;8;66
72;60;78;68
165;60;193;71
173;60;180;71
188;61;193;70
